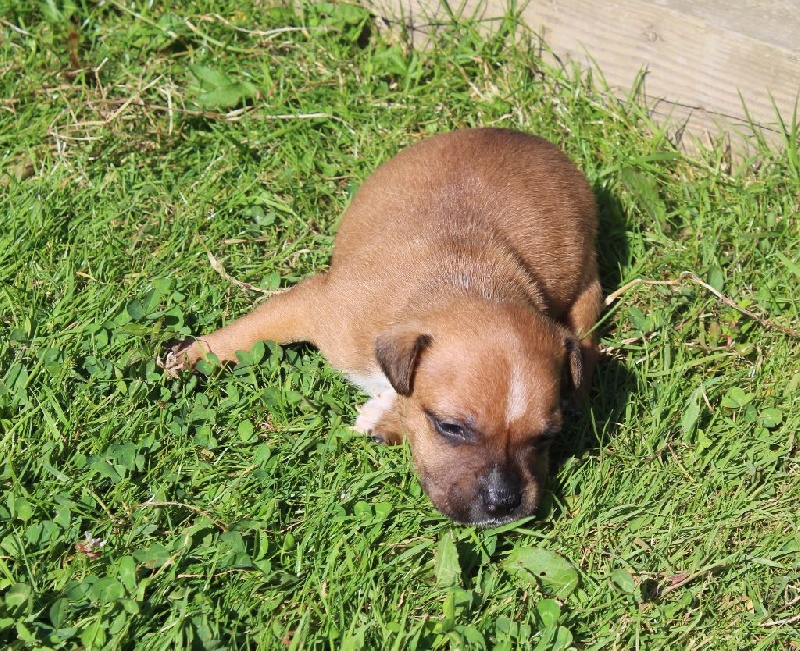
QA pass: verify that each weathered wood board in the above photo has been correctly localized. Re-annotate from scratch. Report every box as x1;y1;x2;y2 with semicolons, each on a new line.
370;0;800;153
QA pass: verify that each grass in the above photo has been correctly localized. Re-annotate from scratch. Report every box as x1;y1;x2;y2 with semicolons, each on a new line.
1;1;799;648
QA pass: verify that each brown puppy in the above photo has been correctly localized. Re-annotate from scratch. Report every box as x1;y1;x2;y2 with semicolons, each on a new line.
164;128;602;526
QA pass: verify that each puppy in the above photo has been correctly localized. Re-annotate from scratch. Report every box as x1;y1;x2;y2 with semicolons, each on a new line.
164;128;602;526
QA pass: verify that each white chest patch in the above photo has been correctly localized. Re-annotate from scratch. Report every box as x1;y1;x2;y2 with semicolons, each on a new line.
346;370;393;397
505;365;528;425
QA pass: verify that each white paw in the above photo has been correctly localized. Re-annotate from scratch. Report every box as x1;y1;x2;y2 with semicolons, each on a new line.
353;390;396;434
156;341;196;378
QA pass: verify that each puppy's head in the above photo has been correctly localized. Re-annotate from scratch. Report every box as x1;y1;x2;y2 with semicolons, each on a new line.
375;302;583;526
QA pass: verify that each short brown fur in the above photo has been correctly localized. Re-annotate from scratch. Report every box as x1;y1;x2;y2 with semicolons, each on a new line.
164;128;602;525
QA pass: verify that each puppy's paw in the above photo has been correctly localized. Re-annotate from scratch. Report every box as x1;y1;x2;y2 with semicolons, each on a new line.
157;340;201;378
353;391;403;445
368;431;403;445
354;391;394;433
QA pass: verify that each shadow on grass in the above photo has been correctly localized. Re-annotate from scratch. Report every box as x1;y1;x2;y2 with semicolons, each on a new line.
594;183;630;299
546;185;634;513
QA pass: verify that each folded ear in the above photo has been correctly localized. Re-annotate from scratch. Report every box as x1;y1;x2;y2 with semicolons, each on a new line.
375;329;433;396
564;336;584;391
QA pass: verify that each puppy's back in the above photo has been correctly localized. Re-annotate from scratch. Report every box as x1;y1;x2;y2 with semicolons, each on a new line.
332;128;597;317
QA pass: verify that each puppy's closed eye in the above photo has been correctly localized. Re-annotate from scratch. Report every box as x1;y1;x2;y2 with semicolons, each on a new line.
425;412;476;444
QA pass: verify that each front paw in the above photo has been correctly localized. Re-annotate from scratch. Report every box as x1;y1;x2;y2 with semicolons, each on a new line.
367;429;404;445
157;339;201;378
353;391;403;445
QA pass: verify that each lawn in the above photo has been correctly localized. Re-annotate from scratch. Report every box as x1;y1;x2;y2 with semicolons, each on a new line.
1;1;798;648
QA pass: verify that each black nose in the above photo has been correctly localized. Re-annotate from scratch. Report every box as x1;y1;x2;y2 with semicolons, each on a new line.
479;465;522;516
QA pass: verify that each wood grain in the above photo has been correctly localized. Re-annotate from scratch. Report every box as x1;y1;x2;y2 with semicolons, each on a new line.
371;0;800;153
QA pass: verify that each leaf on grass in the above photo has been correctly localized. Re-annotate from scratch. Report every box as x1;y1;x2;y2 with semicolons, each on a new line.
695;429;713;454
254;559;272;575
434;531;461;587
627;306;651;332
188;65;257;109
237;419;255;442
759;407;783;429
553;626;574;651
88;457;123;484
49;597;69;629
707;266;725;292
721;387;755;409
5;582;32;609
440;590;456;632
152;277;173;295
611;568;636;594
505;547;579;599
13;496;34;521
253;443;271;466
189;64;232;88
681;389;702;435
54;503;71;529
373;502;392;520
133;543;172;569
536;598;561;628
195;83;258;109
117;555;137;593
456;624;486;646
87;577;125;604
127;299;146;320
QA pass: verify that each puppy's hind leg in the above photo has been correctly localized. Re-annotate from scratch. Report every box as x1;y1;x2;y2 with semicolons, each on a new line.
163;274;327;375
565;271;603;391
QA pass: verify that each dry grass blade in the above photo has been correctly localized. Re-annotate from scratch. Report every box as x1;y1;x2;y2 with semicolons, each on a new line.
605;271;800;337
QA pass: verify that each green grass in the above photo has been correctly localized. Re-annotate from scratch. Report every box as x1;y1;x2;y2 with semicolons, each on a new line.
1;1;799;648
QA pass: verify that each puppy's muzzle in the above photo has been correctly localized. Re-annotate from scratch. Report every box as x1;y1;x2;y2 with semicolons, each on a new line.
478;464;522;518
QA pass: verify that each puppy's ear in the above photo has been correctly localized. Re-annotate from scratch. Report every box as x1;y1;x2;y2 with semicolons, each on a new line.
564;336;584;390
375;329;433;396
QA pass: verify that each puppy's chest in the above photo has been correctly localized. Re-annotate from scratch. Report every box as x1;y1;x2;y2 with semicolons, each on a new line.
346;369;393;397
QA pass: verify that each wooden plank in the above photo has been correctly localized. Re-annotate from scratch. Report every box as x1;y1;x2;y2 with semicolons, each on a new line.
371;0;800;153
